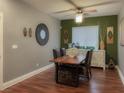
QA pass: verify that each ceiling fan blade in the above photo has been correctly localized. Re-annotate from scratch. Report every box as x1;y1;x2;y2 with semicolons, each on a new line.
54;8;75;13
82;1;118;8
83;9;97;13
60;13;89;19
62;12;89;17
65;0;79;9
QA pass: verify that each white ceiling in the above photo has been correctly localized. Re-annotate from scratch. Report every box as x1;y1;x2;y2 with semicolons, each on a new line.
22;0;123;20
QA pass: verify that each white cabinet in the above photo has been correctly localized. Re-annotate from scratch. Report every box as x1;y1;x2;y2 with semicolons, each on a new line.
66;48;106;70
78;49;106;70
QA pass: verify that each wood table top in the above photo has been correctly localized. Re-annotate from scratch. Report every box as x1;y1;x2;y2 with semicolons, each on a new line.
49;56;83;65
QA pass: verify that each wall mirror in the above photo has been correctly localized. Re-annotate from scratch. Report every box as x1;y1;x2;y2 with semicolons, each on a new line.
35;23;49;46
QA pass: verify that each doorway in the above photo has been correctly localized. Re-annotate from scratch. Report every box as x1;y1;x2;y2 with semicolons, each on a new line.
0;12;3;89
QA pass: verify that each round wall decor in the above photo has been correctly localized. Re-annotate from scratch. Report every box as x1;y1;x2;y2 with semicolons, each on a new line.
35;23;49;46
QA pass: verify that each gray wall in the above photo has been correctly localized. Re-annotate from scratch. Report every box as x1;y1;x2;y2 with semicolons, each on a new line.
118;4;124;76
0;0;60;82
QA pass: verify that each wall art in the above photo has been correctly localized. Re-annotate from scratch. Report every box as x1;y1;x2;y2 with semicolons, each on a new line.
120;18;124;46
107;26;114;44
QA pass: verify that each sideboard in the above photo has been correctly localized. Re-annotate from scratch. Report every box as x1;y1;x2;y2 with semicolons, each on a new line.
66;48;106;70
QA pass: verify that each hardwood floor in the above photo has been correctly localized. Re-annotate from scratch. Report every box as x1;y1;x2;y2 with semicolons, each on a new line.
3;68;124;93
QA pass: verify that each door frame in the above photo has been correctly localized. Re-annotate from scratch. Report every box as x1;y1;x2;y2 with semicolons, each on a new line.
0;12;3;89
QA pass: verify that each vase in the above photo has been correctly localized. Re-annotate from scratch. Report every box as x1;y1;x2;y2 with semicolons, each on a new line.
100;40;105;50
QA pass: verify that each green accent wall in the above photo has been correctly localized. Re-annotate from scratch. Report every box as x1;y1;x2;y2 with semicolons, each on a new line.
61;15;118;64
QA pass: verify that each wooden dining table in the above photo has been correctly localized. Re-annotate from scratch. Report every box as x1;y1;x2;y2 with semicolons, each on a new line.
49;55;85;87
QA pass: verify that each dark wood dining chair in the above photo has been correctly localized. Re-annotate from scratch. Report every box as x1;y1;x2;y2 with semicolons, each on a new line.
52;49;61;83
53;49;79;87
60;48;66;57
80;50;93;80
53;49;61;58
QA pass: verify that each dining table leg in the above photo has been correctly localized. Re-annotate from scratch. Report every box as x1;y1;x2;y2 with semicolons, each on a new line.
55;63;58;83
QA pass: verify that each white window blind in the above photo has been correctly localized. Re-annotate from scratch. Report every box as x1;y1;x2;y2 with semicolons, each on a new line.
72;26;99;50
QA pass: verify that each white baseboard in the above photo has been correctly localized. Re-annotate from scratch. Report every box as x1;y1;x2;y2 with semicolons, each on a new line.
1;63;54;90
116;66;124;85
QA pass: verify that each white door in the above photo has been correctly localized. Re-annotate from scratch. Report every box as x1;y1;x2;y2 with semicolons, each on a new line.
0;12;3;89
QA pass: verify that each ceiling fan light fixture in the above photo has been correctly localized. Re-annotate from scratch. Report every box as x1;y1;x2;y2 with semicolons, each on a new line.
75;13;83;23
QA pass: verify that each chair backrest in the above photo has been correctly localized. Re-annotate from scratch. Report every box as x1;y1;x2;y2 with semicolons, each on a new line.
85;51;90;63
60;48;66;56
53;49;61;59
87;50;93;67
84;50;93;67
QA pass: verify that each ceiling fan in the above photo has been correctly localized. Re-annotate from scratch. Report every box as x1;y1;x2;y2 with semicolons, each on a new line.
54;0;118;23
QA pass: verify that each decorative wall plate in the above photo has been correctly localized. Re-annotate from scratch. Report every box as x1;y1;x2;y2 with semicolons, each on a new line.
23;27;27;37
35;23;49;46
29;28;32;37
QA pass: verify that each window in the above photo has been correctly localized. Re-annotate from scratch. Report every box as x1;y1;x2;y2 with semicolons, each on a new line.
72;26;99;50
